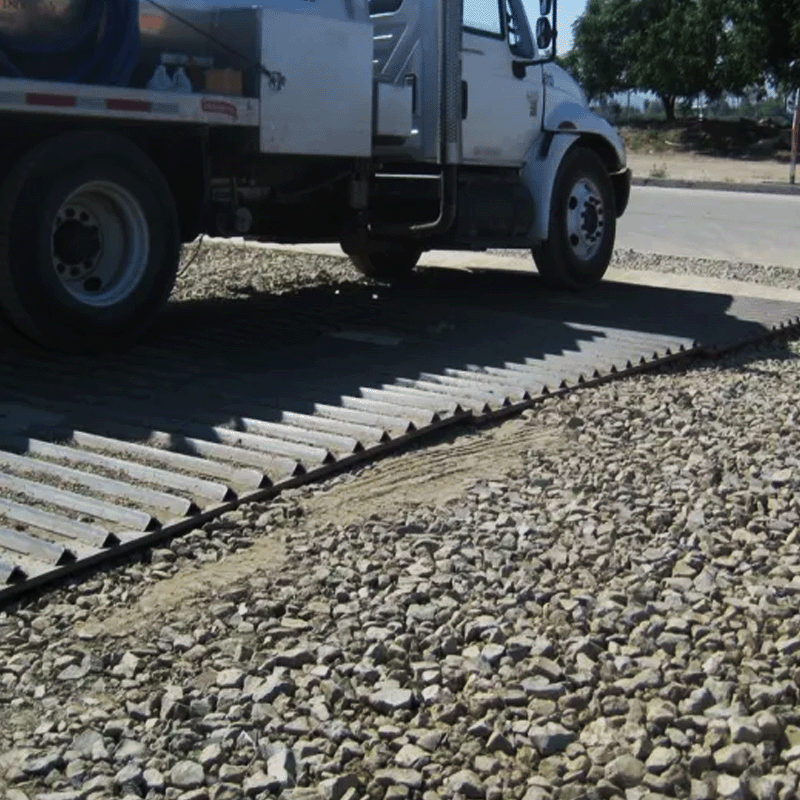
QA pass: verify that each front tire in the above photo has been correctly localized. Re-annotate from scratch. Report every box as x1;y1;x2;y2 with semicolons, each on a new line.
532;146;616;290
0;131;181;352
346;238;422;282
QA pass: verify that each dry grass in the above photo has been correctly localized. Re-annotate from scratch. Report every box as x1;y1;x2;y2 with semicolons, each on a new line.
621;125;686;155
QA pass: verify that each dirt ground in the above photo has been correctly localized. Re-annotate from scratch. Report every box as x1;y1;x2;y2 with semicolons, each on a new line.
622;117;797;184
626;150;794;184
79;418;564;636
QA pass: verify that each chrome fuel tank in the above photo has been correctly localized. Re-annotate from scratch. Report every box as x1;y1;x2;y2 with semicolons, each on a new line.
0;0;369;93
0;0;379;160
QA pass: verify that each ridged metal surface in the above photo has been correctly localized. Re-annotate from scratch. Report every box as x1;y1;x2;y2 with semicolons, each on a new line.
1;268;799;603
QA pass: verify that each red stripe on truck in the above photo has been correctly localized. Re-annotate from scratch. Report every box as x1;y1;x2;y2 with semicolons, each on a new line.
26;93;76;108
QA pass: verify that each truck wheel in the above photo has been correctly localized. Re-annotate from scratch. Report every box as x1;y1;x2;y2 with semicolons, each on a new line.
532;146;615;290
0;131;180;352
348;239;422;282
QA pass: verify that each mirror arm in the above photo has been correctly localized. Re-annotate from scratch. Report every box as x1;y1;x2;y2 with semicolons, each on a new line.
512;52;554;78
512;59;535;79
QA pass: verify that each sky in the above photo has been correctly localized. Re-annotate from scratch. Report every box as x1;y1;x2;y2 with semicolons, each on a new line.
522;0;584;53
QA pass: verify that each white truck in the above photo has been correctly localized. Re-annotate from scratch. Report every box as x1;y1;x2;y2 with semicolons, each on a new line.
0;0;630;352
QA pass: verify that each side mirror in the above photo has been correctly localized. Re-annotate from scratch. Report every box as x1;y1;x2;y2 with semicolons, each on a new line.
511;0;557;74
536;17;553;50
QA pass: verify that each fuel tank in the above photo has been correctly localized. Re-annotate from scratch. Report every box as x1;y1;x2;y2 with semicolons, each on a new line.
0;0;368;93
0;0;88;39
0;0;376;160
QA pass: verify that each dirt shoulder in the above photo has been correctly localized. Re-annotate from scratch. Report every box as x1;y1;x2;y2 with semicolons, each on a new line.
627;150;793;185
621;118;797;187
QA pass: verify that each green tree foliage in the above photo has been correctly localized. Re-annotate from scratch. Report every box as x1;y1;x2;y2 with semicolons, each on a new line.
565;0;765;120
560;0;635;103
725;0;800;89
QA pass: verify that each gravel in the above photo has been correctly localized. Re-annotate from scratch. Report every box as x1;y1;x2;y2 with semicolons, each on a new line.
176;238;800;303
3;243;800;800
491;248;800;292
177;239;800;300
171;240;365;304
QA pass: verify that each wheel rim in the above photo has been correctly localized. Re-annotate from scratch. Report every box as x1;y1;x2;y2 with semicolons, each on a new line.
565;176;605;262
51;181;149;308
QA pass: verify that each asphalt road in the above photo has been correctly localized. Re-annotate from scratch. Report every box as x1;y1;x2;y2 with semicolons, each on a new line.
617;185;800;269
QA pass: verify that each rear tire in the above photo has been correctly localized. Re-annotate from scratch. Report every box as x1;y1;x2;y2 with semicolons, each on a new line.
0;131;181;352
346;238;422;282
532;146;615;290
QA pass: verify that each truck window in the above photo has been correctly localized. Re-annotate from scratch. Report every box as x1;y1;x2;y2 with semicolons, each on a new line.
369;0;403;13
463;0;503;37
505;0;524;55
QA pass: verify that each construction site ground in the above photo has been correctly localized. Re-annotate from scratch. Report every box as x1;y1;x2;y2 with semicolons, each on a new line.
4;237;800;800
5;120;800;799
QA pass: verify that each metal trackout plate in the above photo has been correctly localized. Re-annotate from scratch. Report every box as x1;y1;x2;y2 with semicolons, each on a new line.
1;266;799;603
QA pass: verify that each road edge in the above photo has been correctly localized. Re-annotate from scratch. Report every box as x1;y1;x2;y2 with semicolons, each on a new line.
632;175;800;195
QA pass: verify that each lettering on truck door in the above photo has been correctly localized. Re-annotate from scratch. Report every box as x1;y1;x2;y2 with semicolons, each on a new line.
460;0;542;166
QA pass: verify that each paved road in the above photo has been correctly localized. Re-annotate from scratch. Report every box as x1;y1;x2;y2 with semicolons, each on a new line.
618;185;800;269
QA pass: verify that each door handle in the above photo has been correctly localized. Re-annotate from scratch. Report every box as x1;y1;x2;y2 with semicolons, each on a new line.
405;74;417;113
461;80;468;119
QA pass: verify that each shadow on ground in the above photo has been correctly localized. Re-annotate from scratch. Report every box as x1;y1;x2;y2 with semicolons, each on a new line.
1;265;798;445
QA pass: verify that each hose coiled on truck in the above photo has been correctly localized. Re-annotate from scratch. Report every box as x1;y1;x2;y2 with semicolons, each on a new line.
0;0;139;87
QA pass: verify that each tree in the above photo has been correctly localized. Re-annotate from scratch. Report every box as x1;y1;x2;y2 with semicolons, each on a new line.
713;2;766;95
724;0;800;89
567;0;762;121
627;0;727;119
562;0;636;103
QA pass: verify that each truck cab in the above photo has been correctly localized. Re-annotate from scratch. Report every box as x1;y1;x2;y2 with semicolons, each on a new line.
345;0;631;290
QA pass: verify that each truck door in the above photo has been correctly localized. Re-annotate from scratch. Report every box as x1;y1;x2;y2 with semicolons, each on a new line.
461;0;542;165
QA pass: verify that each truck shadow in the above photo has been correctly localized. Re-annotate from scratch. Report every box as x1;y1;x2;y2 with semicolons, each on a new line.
0;265;797;477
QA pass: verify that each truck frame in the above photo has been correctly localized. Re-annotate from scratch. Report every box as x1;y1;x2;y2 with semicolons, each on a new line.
0;0;631;352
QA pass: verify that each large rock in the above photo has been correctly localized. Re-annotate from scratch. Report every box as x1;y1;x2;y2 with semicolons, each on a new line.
447;769;485;798
716;774;746;800
169;760;205;789
267;747;297;788
71;730;107;761
243;770;281;796
374;768;424;788
22;751;63;776
216;668;245;688
713;744;754;775
395;744;430;769
319;774;363;800
646;746;679;774
604;755;646;789
369;687;415;713
529;723;575;756
113;651;141;679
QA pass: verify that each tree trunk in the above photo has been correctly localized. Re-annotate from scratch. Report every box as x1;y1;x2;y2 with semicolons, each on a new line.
660;94;676;121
